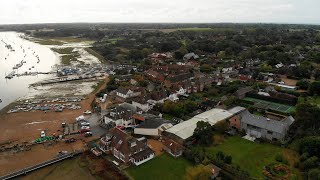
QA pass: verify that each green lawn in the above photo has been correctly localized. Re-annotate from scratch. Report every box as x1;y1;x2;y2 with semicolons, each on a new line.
206;136;296;178
178;27;214;32
52;47;75;54
126;154;192;180
298;96;320;108
34;39;65;45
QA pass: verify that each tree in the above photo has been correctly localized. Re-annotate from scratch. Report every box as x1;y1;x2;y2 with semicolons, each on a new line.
223;96;237;107
214;120;230;134
193;121;214;146
308;168;320;180
174;46;188;59
128;49;143;60
314;69;320;80
200;64;213;73
303;156;318;170
142;48;153;58
295;103;320;131
296;79;310;90
217;51;226;59
309;81;320;95
185;164;212;180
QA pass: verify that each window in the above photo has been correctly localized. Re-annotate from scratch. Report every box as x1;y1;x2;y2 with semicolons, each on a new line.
267;130;273;135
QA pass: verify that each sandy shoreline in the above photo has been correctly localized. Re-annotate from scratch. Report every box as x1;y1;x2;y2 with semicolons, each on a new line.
0;77;109;176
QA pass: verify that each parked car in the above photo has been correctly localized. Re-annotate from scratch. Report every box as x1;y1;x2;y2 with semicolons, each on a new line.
65;138;76;143
76;115;86;122
80;122;90;126
84;132;93;137
40;131;46;138
84;110;92;115
81;126;90;130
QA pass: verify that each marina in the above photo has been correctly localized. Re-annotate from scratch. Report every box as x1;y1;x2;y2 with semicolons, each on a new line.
0;32;59;110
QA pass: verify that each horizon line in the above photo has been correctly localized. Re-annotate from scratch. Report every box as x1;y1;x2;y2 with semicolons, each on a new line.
0;21;320;26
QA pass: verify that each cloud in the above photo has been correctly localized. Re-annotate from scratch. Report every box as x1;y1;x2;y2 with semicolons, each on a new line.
0;0;319;24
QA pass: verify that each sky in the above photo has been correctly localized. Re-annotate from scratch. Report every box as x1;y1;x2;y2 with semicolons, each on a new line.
0;0;319;25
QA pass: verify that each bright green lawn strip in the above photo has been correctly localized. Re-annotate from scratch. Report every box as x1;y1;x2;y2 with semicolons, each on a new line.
35;39;65;45
126;154;192;180
52;47;74;54
61;54;80;65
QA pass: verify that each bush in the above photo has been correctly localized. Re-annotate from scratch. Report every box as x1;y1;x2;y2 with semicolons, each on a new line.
275;153;288;164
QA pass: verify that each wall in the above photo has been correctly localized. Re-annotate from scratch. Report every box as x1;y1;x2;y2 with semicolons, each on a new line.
134;128;159;136
229;115;241;130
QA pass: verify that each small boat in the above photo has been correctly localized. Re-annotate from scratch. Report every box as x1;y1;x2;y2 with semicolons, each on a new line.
0;99;2;103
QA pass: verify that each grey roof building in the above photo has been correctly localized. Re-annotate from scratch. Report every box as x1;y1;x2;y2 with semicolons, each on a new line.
134;115;173;137
240;110;294;141
183;53;199;61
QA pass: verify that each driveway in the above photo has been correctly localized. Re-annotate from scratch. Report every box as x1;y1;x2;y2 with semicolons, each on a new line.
85;113;106;137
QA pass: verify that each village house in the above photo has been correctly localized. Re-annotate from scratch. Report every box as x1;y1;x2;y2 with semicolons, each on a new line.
149;91;168;104
167;64;191;74
163;139;184;157
239;110;295;141
134;114;173;137
151;64;191;75
115;87;142;101
115;75;132;83
164;73;193;88
234;87;253;99
131;95;153;112
183;52;199;61
148;52;173;63
144;69;165;83
103;103;139;128
98;128;155;166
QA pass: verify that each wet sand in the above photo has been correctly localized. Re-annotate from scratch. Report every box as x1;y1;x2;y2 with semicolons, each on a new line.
0;77;109;176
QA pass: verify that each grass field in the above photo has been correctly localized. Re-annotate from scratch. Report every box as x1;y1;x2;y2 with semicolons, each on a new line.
243;97;295;113
178;27;214;32
298;96;320;108
126;154;192;180
52;47;75;54
61;54;81;65
34;39;65;45
107;37;123;44
206;136;299;178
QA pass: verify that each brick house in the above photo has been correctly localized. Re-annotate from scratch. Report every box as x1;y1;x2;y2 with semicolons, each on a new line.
145;69;165;83
163;139;184;157
164;73;193;88
98;128;155;166
228;106;246;130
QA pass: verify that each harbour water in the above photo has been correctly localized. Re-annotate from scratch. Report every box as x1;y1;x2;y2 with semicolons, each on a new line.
0;32;59;110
